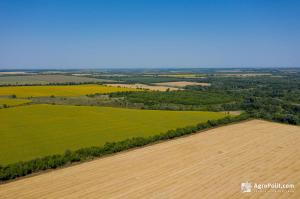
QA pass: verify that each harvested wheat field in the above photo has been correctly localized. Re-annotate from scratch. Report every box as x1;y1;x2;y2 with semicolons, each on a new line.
1;120;300;199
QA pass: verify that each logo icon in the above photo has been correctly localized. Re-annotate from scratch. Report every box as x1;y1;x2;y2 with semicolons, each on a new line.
241;182;252;192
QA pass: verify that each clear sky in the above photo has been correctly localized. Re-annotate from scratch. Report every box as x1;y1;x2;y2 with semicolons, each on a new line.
0;0;299;69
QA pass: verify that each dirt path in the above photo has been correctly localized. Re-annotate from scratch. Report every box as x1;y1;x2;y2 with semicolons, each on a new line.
1;120;299;198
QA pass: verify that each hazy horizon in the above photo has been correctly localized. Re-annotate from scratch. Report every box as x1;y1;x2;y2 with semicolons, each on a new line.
1;66;299;71
1;0;300;69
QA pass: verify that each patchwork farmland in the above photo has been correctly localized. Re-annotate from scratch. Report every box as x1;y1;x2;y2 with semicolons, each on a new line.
0;104;226;164
1;0;299;197
1;120;299;198
0;68;299;198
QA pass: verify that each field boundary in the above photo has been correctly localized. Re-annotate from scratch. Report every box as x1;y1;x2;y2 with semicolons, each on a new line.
1;118;255;185
0;113;250;183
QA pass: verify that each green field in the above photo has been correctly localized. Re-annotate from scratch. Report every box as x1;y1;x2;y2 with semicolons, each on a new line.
0;104;226;164
0;98;31;107
0;84;139;97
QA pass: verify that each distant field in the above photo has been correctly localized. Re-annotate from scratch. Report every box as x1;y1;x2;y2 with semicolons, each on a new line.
216;73;272;77
0;74;110;85
105;83;181;91
98;75;192;84
158;74;205;78
0;72;30;75
154;81;211;87
1;120;299;198
0;84;139;97
0;104;226;164
0;98;31;107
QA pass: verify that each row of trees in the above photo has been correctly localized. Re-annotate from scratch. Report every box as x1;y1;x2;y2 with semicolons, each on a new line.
109;90;234;109
0;113;249;182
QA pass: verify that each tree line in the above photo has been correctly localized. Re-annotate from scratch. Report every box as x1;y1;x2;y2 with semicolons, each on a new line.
109;90;235;110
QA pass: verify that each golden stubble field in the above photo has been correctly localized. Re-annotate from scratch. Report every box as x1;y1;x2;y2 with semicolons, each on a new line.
1;120;300;199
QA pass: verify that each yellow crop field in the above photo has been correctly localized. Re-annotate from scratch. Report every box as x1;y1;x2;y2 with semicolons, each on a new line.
0;98;31;106
0;84;139;97
0;104;226;164
1;120;299;198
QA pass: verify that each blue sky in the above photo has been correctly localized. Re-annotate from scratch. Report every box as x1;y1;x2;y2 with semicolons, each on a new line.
0;0;299;69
